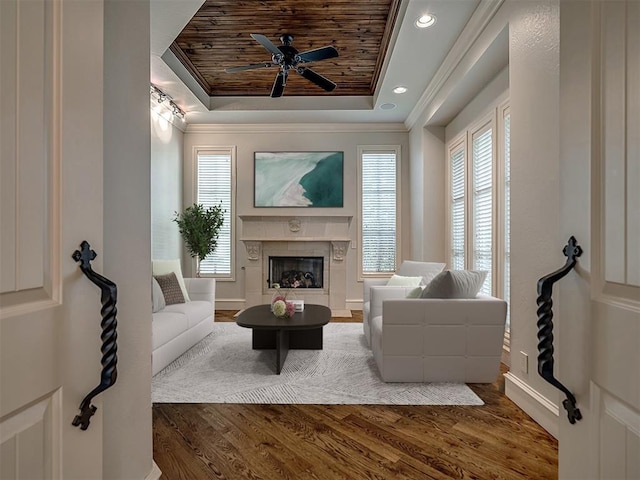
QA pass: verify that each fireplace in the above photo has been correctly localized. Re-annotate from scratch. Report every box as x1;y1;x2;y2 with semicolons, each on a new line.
240;215;352;309
268;256;323;289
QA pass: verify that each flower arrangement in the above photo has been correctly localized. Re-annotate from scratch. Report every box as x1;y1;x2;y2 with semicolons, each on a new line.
271;284;296;318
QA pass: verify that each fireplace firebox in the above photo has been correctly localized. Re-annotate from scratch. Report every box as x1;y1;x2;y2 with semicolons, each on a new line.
268;256;323;289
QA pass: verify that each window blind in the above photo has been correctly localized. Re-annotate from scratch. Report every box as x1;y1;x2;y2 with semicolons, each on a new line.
450;146;465;270
504;113;511;330
472;128;493;295
361;151;397;273
197;153;232;276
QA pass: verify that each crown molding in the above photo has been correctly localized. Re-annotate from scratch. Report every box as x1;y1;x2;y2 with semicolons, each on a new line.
185;123;408;134
405;0;505;129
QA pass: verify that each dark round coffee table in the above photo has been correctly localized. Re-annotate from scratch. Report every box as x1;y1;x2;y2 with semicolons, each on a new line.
236;304;331;374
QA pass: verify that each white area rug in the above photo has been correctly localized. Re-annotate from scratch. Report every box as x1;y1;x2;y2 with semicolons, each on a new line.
152;322;483;405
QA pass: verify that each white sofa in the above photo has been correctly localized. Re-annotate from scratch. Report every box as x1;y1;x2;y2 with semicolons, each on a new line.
369;287;506;383
362;261;445;346
152;277;215;375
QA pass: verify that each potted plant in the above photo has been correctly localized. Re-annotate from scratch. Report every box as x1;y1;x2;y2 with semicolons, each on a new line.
173;203;224;277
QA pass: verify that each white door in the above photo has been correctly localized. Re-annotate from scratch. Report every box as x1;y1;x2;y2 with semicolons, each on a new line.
558;1;640;478
1;0;107;478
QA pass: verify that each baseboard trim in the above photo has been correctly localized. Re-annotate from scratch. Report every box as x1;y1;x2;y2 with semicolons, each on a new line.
504;372;559;439
145;461;162;480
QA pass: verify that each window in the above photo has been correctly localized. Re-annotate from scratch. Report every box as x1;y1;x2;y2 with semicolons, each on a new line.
358;146;400;277
502;108;511;330
449;143;466;270
447;104;509;304
472;125;493;295
195;148;235;278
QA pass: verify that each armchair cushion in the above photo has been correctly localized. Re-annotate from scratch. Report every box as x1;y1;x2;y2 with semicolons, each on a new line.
421;270;487;299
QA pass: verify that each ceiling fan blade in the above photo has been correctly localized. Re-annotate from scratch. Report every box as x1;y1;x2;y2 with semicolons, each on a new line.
224;62;273;73
250;33;281;56
271;72;286;98
297;67;336;92
297;46;339;63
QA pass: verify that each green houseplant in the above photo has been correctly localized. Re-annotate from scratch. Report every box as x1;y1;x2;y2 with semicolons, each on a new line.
173;203;224;277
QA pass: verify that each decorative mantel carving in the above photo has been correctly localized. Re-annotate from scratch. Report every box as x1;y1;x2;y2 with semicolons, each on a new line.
331;241;349;261
288;218;301;232
244;241;261;261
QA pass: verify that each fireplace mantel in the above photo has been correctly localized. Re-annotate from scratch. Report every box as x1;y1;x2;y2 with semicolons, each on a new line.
239;215;352;310
239;215;352;243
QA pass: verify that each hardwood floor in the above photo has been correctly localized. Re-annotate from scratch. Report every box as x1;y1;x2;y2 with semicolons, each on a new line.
153;311;558;479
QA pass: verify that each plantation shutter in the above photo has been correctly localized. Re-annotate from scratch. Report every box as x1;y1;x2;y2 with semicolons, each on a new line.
197;153;232;275
472;127;493;295
503;113;511;329
361;151;397;273
450;146;465;270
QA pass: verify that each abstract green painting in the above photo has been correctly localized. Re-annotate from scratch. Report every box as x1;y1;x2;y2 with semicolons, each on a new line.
254;152;344;207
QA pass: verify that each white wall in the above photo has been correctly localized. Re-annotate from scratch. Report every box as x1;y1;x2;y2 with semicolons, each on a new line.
151;111;184;260
408;125;446;262
103;0;153;478
445;67;509;143
183;125;409;307
409;0;563;437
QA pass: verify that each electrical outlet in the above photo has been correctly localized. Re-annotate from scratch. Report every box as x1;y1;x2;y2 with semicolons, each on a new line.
519;351;529;373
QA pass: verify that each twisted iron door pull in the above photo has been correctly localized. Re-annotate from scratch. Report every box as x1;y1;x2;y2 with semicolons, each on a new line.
71;241;118;430
536;236;583;424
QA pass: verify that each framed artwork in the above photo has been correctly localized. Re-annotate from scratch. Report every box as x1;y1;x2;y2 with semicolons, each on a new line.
254;151;344;207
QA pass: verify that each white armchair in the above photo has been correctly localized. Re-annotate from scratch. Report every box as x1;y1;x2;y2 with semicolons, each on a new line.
362;261;445;345
370;291;506;383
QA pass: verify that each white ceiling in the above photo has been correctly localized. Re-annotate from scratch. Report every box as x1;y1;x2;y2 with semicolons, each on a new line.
150;0;482;125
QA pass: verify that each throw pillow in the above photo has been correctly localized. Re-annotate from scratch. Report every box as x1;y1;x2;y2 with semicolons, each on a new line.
420;270;487;299
154;272;185;305
386;274;423;287
151;277;166;313
152;259;190;301
405;286;424;298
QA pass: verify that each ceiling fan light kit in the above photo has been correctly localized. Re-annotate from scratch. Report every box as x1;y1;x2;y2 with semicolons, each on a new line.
224;33;339;98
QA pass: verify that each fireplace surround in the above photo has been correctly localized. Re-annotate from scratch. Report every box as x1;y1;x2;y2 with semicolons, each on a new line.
240;216;351;309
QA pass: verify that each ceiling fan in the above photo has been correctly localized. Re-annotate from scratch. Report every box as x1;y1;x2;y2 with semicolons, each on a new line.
224;33;339;98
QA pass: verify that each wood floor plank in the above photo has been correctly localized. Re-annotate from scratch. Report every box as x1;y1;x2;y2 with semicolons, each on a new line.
153;311;558;479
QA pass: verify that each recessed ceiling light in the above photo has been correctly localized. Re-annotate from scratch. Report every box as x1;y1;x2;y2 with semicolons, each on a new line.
379;103;396;110
393;86;408;94
416;13;436;28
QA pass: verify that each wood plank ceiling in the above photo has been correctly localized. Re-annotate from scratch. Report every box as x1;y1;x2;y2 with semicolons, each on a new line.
170;0;401;97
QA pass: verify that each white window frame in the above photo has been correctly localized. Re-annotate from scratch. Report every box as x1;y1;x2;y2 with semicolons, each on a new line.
357;145;401;281
192;146;237;281
497;101;511;334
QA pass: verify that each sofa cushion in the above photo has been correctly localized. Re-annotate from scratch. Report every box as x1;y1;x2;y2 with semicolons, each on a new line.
152;311;189;350
421;270;487;299
152;259;190;301
386;274;423;287
152;277;166;313
163;300;212;329
154;272;185;305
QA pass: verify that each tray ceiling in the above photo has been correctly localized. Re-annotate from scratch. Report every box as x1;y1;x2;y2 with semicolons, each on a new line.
170;0;401;97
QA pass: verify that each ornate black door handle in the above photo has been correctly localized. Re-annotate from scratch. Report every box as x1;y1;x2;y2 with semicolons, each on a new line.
536;236;583;424
71;241;118;430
